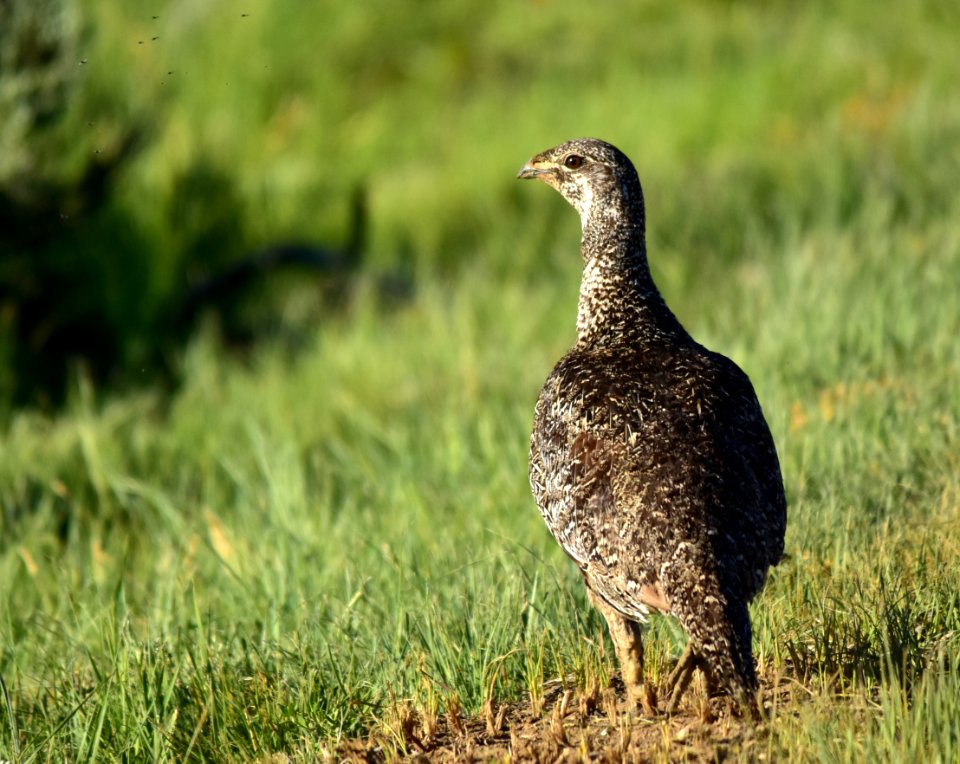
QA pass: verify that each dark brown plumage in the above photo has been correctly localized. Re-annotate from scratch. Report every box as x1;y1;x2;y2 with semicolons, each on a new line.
518;138;786;714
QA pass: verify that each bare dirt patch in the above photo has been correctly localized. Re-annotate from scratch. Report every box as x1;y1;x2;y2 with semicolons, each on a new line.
333;675;797;762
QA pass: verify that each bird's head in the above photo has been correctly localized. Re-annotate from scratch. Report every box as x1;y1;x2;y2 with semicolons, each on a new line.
517;138;644;229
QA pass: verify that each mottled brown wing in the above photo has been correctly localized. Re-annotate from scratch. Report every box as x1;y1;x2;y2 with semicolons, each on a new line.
707;351;788;576
529;376;667;621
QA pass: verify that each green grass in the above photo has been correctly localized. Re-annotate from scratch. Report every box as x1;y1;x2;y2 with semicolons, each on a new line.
3;0;960;760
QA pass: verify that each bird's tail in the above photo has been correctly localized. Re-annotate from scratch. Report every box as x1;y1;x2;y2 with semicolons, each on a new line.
664;557;757;705
684;595;756;705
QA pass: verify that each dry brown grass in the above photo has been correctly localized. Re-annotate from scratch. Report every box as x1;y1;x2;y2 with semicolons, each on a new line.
335;671;799;763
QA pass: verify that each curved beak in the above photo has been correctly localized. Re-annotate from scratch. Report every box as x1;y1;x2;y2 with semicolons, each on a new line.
517;161;552;180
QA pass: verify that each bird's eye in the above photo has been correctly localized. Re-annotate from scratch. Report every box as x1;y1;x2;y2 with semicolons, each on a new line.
564;154;584;170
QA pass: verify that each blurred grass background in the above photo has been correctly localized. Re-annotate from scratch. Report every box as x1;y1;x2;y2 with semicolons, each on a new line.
1;0;959;760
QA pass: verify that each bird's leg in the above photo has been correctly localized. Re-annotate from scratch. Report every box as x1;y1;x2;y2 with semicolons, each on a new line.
664;642;699;715
587;589;656;716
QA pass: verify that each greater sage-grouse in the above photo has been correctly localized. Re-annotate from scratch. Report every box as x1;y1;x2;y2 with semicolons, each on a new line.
519;138;786;715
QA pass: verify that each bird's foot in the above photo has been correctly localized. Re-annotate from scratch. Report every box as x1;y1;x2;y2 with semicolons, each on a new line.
626;681;658;717
663;645;699;715
731;689;764;722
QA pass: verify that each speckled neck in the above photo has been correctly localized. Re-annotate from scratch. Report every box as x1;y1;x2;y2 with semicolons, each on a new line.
576;189;682;346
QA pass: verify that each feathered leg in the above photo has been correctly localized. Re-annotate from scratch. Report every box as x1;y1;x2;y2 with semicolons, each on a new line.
587;588;657;715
